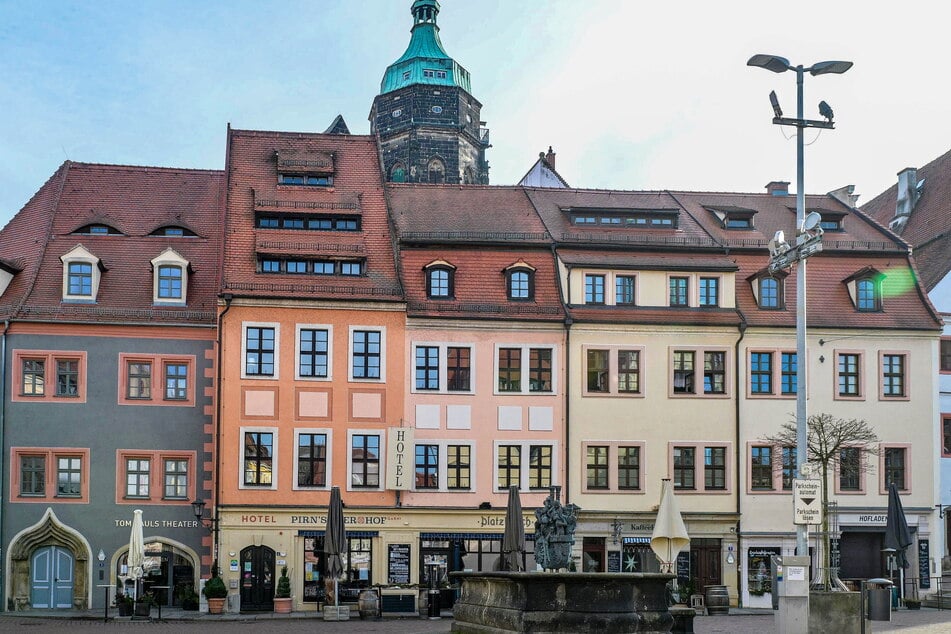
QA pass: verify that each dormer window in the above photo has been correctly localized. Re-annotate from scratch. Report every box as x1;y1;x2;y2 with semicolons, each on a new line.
276;150;334;188
424;261;456;299
749;271;787;310
150;226;197;237
505;262;536;301
60;245;103;303
567;208;678;228
705;206;757;230
74;224;121;236
151;248;189;305
278;174;333;187
820;216;842;231
844;268;884;312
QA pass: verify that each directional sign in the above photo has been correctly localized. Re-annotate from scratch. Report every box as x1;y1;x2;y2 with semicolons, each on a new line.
793;479;822;525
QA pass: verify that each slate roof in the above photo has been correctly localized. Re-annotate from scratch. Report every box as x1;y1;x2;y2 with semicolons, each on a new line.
0;161;224;324
222;129;402;301
862;148;951;291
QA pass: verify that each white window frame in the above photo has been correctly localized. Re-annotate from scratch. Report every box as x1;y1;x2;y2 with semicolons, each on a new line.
150;247;189;305
241;322;280;380
581;345;645;397
60;244;102;302
346;429;385;492
238;426;278;491
411;440;477;492
295;324;333;381
292;428;333;491
410;342;476;394
349;326;386;383
493;344;558;396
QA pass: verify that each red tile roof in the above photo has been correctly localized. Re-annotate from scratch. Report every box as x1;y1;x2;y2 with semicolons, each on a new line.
222;129;401;301
0;162;224;324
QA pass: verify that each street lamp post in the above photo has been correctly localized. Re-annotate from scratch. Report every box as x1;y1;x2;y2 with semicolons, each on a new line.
748;54;852;559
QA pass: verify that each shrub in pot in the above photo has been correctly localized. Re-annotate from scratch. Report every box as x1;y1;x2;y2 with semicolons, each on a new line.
202;563;228;614
274;566;292;613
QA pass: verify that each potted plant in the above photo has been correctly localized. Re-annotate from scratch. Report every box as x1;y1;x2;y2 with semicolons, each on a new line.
115;591;134;617
273;566;292;613
176;583;200;611
202;562;228;614
134;591;153;618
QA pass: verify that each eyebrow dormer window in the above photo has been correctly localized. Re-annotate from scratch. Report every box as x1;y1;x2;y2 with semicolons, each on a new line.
150;226;197;237
424;262;455;299
74;224;121;236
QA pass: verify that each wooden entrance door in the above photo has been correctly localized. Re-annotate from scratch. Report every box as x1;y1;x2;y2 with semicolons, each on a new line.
239;545;275;611
691;539;722;592
31;546;74;609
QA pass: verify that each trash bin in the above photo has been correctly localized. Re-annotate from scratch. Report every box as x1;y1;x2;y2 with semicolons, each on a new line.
427;589;440;618
866;578;893;621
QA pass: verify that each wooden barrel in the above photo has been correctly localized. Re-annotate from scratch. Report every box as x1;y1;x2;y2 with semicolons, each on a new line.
704;585;729;615
358;588;379;620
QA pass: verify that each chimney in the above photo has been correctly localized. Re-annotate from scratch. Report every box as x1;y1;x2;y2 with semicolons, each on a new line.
545;146;556;170
766;181;790;196
827;184;860;208
895;167;919;218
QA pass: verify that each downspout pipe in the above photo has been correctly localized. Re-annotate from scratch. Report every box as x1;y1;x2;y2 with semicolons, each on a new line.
212;294;233;569
0;320;8;610
733;313;747;606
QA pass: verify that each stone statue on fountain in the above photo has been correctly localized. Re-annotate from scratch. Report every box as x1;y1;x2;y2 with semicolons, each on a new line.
534;486;580;571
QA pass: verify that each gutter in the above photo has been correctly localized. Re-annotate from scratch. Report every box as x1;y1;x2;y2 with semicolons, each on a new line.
0;320;7;610
212;294;233;569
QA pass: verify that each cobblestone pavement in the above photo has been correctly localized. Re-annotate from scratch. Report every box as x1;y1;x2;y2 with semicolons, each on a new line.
2;609;951;633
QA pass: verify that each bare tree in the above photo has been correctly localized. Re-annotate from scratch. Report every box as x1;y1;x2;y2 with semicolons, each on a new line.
762;413;880;589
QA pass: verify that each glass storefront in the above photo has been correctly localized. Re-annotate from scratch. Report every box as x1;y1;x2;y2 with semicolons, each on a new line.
301;532;375;603
116;540;195;606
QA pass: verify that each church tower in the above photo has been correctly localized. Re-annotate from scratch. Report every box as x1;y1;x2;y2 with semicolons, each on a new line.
370;0;490;184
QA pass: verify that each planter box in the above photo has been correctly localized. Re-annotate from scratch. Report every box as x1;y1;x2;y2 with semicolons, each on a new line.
323;605;350;621
380;589;417;615
273;597;293;613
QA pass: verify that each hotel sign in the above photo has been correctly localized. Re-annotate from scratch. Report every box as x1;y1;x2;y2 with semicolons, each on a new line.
386;426;414;490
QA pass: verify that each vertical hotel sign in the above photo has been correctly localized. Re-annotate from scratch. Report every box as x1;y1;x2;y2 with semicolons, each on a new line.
386;427;414;490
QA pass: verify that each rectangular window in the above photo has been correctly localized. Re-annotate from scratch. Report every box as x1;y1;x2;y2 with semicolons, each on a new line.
616;276;636;305
839;447;861;491
498;348;521;392
313;261;335;275
497;445;521;489
341;262;362;276
941;339;951;372
529;445;552;489
750;352;773;394
68;262;93;296
618;350;640;394
781;352;798;395
157;265;183;299
128;362;152;399
125;458;150;498
415;444;439;489
884;447;906;490
352;330;382;379
246;327;275;376
299;329;329;378
945;417;951;457
669;277;688;306
782;446;796;490
262;259;280;273
57;456;82;497
699;277;719;307
286;260;307;274
351;434;380;488
586;350;609;393
838;353;861;397
704;352;726;394
22;359;45;395
618;446;640;490
672;351;695;394
673;447;695;490
447;445;471;489
447;347;471;391
19;455;45;496
529;349;552;392
163;459;188;499
297;434;327;487
56;360;79;397
704;446;726;490
585;274;605;304
881;354;906;398
750;446;773;490
587;446;609;489
244;432;273;486
415;346;439;390
164;363;188;400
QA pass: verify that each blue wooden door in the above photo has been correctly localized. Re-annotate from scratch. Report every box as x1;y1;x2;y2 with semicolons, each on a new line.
31;546;74;609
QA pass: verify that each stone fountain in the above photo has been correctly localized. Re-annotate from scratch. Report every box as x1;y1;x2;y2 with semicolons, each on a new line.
452;487;674;633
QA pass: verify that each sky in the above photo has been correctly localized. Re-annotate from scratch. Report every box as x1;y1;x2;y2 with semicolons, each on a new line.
2;0;950;229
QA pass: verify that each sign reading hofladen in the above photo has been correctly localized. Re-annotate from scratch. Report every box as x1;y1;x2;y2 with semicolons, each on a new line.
386;426;414;490
792;478;822;525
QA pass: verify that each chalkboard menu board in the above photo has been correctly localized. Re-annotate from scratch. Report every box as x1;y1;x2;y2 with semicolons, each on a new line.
388;543;411;585
607;551;621;573
919;540;930;589
676;552;690;583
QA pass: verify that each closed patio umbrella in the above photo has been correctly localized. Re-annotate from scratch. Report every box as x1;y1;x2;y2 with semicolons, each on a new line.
650;479;690;574
128;509;145;601
500;485;525;572
884;482;913;599
324;486;346;606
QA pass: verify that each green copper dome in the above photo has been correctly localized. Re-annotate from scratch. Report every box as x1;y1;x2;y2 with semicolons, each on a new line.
380;0;472;94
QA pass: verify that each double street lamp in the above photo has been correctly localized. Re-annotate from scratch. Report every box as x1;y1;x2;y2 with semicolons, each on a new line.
748;54;852;558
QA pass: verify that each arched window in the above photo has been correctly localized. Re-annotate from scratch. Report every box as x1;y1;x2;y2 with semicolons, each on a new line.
758;277;779;309
856;277;880;311
506;267;534;301
424;262;455;299
390;162;406;183
428;158;445;184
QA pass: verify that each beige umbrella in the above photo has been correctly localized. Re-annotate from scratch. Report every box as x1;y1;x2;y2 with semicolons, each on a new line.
650;479;689;573
128;509;145;601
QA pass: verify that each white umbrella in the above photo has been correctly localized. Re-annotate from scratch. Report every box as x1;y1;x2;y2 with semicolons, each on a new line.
651;479;690;574
128;509;145;601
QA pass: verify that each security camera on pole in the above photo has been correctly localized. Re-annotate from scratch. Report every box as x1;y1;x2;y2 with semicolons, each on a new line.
748;53;852;634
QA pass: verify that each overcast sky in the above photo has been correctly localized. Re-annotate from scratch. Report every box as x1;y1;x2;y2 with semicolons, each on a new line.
2;0;949;229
